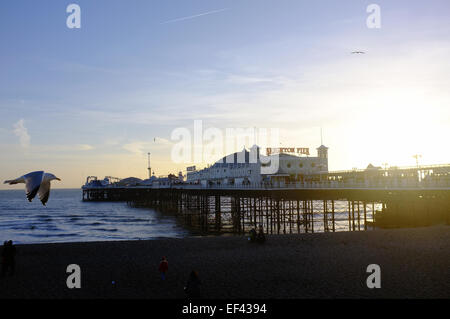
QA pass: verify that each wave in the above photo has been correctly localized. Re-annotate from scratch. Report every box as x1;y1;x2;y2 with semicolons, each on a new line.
36;215;51;219
11;225;37;230
92;228;118;232
29;233;79;238
100;218;149;223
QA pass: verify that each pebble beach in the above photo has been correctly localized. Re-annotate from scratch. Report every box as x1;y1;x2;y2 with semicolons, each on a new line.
1;226;449;299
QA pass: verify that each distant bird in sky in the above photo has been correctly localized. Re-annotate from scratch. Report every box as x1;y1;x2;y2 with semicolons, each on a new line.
351;51;366;54
4;171;61;206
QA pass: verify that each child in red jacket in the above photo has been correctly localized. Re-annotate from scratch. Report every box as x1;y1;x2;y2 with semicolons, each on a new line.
159;256;168;280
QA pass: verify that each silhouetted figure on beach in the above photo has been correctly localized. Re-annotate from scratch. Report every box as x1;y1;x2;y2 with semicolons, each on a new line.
249;228;257;243
184;270;201;299
1;240;16;276
159;256;168;280
256;225;266;244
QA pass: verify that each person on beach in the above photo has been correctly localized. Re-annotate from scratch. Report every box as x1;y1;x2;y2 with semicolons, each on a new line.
0;241;6;275
159;256;168;280
1;240;16;276
184;270;201;299
256;225;266;244
249;228;257;243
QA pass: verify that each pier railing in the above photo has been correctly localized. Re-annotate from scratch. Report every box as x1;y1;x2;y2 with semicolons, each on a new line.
175;180;450;190
191;182;447;190
84;179;450;191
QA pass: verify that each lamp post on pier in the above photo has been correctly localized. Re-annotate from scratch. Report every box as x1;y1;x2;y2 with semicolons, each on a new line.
148;152;151;179
413;154;422;182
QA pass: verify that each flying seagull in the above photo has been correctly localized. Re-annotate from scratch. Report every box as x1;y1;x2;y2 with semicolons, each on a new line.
4;171;61;206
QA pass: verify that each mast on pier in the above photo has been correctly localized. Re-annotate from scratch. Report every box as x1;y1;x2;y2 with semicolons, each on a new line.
148;152;151;179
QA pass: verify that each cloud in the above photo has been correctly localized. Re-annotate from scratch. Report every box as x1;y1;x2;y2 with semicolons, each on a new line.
75;144;94;151
160;8;229;24
123;138;173;156
225;74;282;85
3;143;95;154
123;141;148;155
13;119;30;148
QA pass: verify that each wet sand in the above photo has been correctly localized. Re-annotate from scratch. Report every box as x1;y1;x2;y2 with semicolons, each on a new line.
1;226;449;299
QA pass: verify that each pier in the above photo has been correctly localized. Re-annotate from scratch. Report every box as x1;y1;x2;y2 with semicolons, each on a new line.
82;164;450;235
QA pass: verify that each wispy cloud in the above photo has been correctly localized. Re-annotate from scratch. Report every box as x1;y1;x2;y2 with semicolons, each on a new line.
13;119;30;148
75;144;94;151
123;142;149;155
123;138;173;156
160;8;229;24
226;75;278;85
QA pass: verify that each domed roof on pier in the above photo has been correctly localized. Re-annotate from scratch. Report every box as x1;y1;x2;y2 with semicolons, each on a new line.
117;177;143;186
213;146;260;167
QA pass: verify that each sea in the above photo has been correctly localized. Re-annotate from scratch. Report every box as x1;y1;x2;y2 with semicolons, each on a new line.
0;189;191;244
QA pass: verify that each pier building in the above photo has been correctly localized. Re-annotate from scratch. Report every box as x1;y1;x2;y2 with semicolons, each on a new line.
186;144;329;186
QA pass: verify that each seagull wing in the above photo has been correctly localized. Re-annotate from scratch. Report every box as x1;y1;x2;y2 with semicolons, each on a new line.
38;179;51;206
23;171;44;202
4;176;25;185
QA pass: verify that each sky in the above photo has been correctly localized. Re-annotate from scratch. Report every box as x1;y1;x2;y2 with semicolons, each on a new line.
1;0;449;189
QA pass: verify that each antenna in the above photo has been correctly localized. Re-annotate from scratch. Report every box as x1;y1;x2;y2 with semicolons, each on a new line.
147;152;151;179
413;154;422;167
413;154;422;182
320;127;323;145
